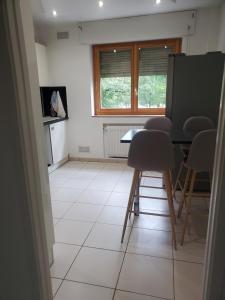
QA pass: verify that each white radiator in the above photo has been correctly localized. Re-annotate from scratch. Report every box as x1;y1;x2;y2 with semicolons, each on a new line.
103;124;143;158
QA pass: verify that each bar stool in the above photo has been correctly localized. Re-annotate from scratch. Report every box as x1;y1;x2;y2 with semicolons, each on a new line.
144;116;172;132
121;130;177;249
178;129;217;245
174;116;214;195
143;116;173;182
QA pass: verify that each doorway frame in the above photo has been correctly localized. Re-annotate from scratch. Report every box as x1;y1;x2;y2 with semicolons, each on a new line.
203;68;225;299
2;0;53;299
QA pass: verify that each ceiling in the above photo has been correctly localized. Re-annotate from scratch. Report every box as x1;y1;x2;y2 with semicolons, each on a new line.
32;0;223;24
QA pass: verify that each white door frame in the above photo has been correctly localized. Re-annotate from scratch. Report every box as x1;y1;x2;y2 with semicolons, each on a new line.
3;0;225;299
203;67;225;299
2;0;53;299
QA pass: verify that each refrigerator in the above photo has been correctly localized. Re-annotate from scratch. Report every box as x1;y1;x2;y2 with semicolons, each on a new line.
165;52;225;190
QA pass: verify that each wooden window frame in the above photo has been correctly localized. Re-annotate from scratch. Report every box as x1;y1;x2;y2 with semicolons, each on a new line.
93;38;182;116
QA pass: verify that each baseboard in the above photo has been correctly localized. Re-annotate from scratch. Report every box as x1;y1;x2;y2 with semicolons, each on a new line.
48;156;69;174
69;156;127;164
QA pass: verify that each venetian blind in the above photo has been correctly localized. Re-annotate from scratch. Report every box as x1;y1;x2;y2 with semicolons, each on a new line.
139;47;172;76
100;49;131;78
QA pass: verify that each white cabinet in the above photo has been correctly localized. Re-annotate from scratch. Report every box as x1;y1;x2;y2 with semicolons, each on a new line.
50;121;68;164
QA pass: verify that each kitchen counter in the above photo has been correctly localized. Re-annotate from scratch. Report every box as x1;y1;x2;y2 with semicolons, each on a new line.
43;116;68;126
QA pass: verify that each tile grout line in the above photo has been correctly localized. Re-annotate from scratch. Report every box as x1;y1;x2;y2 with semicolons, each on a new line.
51;240;204;265
111;208;136;300
53;219;96;298
52;163;129;299
53;167;118;298
172;232;176;300
51;163;205;299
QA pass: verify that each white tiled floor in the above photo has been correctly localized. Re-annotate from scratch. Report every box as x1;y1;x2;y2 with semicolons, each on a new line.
50;161;206;300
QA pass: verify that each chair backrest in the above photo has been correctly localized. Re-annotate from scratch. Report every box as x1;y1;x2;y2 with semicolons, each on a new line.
144;116;172;132
187;129;217;172
128;130;174;172
183;116;214;140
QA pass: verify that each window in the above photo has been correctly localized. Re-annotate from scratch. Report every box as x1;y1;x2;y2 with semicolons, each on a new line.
93;38;181;115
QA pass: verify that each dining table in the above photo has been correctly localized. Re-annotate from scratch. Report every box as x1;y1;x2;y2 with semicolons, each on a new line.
120;128;192;144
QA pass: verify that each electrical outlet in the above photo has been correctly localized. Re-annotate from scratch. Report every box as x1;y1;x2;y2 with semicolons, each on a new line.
78;146;90;153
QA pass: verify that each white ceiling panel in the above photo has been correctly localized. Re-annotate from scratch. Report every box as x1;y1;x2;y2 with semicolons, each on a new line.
32;0;223;24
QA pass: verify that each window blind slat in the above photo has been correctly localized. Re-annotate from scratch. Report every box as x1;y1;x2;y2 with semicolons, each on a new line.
100;50;131;78
139;47;172;76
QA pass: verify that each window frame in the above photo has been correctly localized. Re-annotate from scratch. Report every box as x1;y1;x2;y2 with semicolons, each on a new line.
93;38;182;116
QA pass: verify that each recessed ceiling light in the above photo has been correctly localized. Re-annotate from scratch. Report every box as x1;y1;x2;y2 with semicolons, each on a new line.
113;49;117;53
98;1;104;7
52;10;57;17
156;0;161;4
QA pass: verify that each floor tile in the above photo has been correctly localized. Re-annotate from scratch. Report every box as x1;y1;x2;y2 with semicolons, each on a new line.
55;219;93;245
66;247;124;288
51;187;83;202
133;213;171;231
50;177;69;188
174;234;206;263
50;187;61;200
114;290;159;300
77;189;111;205
55;280;114;300
89;179;117;191
51;278;62;297
84;223;131;251
51;201;73;218
63;203;103;222
142;171;162;178
106;192;129;208
95;169;123;179
71;170;100;180
127;228;173;259
64;161;87;169
48;162;206;300
63;178;92;189
174;260;203;300
104;163;125;170
97;206;133;226
140;198;169;213
117;253;173;299
141;177;163;188
50;243;80;278
82;162;105;170
53;218;60;226
50;168;79;179
140;187;167;199
119;171;133;182
114;180;132;193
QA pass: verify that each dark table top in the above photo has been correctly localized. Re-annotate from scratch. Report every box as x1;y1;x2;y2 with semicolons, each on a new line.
120;129;192;144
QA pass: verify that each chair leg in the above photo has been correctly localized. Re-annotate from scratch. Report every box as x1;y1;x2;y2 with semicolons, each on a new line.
173;161;184;199
164;171;177;250
177;168;191;218
133;171;141;216
121;169;139;243
129;172;140;218
181;171;196;246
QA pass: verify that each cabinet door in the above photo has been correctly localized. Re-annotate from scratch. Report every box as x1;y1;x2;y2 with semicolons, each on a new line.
50;122;68;164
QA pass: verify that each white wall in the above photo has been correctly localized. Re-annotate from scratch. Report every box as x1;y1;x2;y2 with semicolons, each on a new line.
45;8;221;159
218;3;225;52
35;43;50;85
188;7;220;54
79;10;196;45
